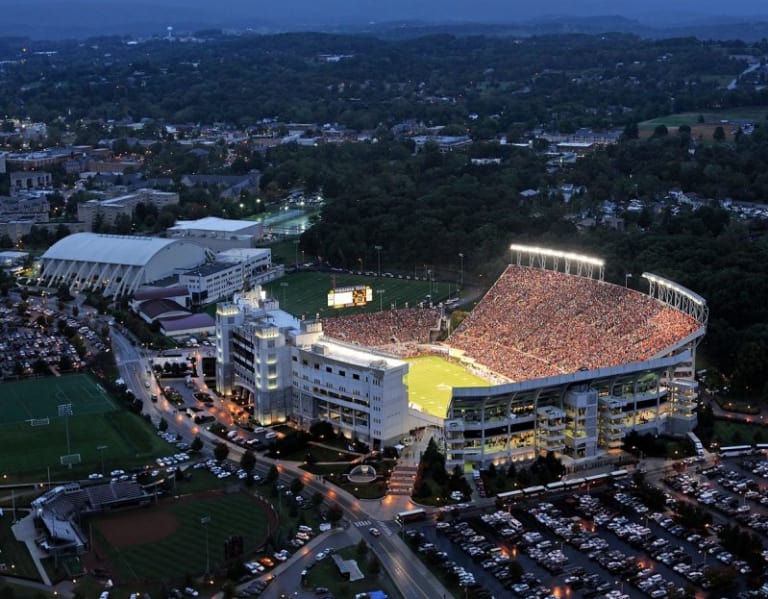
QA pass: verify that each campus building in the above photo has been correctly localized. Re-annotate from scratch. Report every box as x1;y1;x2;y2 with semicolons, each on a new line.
166;216;264;251
215;290;408;445
77;188;179;230
178;248;277;306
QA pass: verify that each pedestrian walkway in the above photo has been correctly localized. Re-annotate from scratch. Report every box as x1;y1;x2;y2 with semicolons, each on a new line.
11;514;52;586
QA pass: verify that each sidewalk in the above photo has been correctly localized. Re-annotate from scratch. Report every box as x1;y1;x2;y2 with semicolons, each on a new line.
11;514;52;587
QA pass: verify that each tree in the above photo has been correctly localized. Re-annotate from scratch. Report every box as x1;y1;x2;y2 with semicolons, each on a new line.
713;126;726;142
214;441;229;462
158;418;169;432
190;436;204;452
368;554;381;576
327;503;343;524
265;464;279;485
356;538;369;557
240;449;256;472
290;477;304;496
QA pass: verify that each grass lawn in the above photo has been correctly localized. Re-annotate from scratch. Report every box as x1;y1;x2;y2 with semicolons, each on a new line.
639;106;768;128
304;545;399;599
405;355;489;417
0;375;173;481
713;419;768;446
0;513;42;581
262;271;453;320
91;492;272;584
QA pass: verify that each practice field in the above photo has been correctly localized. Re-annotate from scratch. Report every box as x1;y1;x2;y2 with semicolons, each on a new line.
0;373;116;425
0;374;170;477
406;355;489;417
262;270;455;319
90;491;275;583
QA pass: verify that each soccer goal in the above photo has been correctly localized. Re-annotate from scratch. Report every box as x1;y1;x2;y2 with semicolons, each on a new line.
59;453;82;467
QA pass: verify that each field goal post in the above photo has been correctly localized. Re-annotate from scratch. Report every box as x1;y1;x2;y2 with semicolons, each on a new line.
28;417;50;427
59;453;81;468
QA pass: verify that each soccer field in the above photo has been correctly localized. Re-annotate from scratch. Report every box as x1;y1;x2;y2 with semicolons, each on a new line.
406;355;489;418
262;271;456;319
0;373;116;425
0;374;170;478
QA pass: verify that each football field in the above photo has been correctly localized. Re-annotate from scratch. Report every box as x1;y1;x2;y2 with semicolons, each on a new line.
406;355;489;417
262;271;454;319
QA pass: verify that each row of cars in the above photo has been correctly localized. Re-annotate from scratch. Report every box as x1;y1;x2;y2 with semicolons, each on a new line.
571;491;728;596
434;518;518;598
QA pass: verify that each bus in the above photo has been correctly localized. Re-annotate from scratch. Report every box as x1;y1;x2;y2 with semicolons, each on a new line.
719;445;752;458
495;489;524;508
395;508;428;525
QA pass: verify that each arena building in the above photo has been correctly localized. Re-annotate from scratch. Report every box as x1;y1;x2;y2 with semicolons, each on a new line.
39;232;213;296
214;245;706;469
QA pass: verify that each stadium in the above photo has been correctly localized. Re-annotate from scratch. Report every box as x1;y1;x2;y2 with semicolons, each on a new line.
313;245;707;470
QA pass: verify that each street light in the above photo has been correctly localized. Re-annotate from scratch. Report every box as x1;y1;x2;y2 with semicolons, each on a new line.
293;239;300;270
376;289;385;311
97;445;108;474
280;282;288;307
458;253;464;290
374;245;383;276
625;273;632;288
201;515;211;575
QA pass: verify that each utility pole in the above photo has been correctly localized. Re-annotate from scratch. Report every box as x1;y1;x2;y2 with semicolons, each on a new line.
374;245;383;276
201;515;211;575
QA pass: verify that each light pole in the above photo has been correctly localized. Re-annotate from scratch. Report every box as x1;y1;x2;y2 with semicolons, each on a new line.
376;289;385;311
293;239;300;270
201;515;211;575
458;253;464;290
58;403;73;459
374;245;382;276
280;282;288;308
625;273;632;288
97;445;108;474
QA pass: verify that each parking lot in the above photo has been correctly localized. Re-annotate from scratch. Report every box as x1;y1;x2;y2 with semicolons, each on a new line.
400;462;768;599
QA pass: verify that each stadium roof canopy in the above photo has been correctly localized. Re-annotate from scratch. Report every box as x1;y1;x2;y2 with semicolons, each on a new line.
42;233;180;266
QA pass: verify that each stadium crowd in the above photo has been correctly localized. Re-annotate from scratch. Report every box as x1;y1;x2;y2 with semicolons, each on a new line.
448;265;701;382
321;307;441;348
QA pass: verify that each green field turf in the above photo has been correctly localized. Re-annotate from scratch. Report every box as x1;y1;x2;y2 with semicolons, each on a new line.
0;374;171;478
0;373;116;425
94;492;271;583
262;270;457;319
639;106;768;129
405;355;490;417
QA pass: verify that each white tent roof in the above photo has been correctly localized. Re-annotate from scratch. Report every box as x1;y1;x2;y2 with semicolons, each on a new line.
42;233;181;267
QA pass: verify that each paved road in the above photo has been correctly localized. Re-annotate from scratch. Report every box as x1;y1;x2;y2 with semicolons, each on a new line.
109;326;453;599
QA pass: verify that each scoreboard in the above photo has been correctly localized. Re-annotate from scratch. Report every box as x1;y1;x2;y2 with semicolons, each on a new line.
327;285;373;309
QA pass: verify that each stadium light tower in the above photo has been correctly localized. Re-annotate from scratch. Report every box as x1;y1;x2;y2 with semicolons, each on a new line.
201;515;211;575
374;245;383;276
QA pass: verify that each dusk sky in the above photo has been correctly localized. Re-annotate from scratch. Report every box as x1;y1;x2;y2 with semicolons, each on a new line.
4;0;768;39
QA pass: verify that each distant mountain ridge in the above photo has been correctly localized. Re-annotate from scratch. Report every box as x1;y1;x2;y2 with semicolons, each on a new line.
3;1;768;41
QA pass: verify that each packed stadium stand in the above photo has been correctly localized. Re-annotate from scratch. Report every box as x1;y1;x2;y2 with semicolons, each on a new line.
447;265;700;382
321;307;441;349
